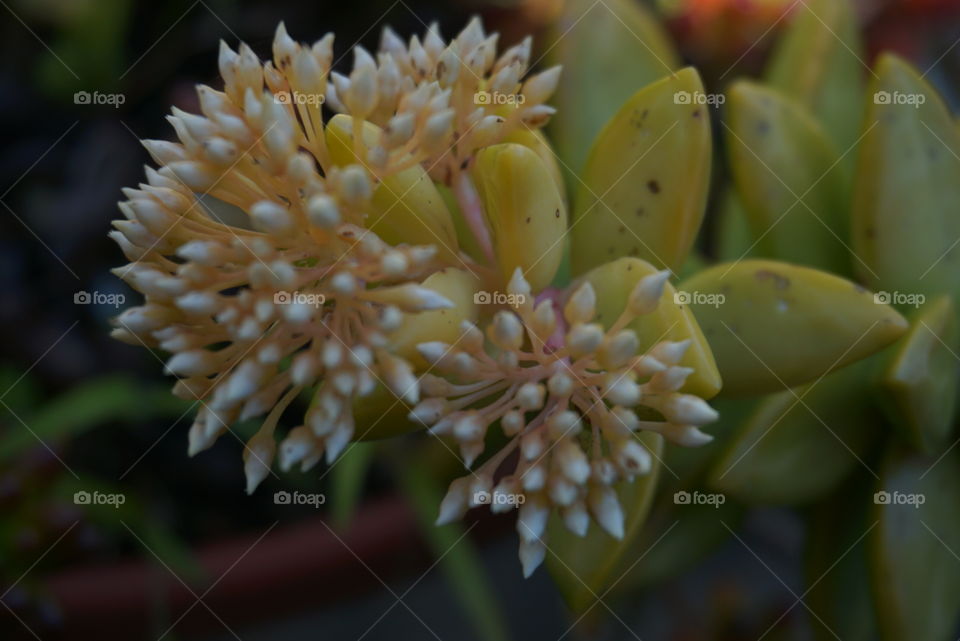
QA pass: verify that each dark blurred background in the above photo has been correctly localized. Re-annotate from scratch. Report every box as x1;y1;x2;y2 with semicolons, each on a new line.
2;0;960;640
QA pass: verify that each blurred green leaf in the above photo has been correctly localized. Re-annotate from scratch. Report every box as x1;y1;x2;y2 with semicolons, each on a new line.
805;471;877;641
330;441;375;529
396;462;510;641
870;444;960;641
725;81;849;275
852;54;960;309
0;377;188;463
879;295;959;454
707;361;878;504
765;0;864;161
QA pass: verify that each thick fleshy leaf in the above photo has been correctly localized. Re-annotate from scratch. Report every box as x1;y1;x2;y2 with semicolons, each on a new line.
546;432;663;613
725;81;849;275
870;445;960;641
765;0;864;158
547;0;680;174
852;54;960;307
880;295;959;454
471;143;567;292
325;114;459;259
570;68;712;276
715;188;757;263
805;471;877;641
706;360;878;504
680;260;908;396
581;257;722;399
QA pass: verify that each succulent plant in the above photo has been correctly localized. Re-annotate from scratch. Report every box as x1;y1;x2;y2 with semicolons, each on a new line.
106;0;959;633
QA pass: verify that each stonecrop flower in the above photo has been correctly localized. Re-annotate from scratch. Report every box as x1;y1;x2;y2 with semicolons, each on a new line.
110;17;719;577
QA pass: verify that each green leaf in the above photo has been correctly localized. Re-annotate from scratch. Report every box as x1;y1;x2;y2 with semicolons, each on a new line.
852;54;960;308
680;260;908;396
0;377;188;462
880;295;959;454
725;81;850;275
870;444;960;641
715;188;757;263
329;441;375;529
547;0;680;175
805;471;877;641
396;463;510;641
707;360;878;504
570;68;712;276
546;432;662;613
765;0;864;159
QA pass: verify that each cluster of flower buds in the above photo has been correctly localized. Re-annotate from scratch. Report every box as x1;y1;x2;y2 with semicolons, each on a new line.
409;268;718;576
325;17;561;185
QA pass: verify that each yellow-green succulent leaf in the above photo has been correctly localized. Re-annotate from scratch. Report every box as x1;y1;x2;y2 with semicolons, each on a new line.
765;0;864;157
570;68;712;276
707;360;877;504
471;143;567;292
852;54;960;305
325;114;459;257
546;432;663;613
805;471;877;641
437;183;485;264
582;257;722;399
547;0;680;175
880;295;959;454
725;81;850;275
680;260;908;396
387;267;482;370
870;445;960;641
503;127;567;209
715;188;758;263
